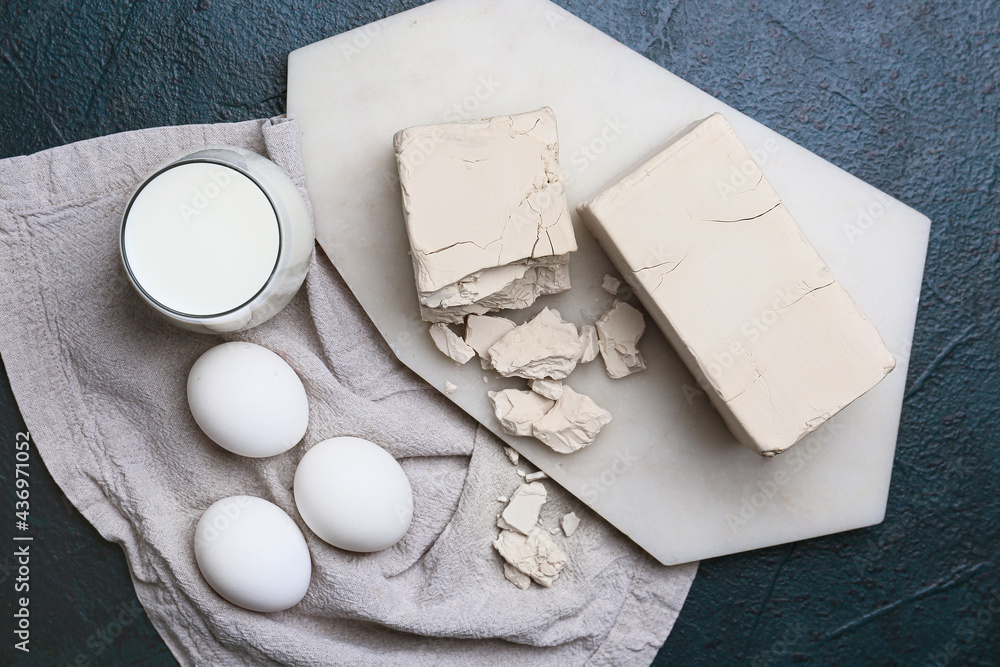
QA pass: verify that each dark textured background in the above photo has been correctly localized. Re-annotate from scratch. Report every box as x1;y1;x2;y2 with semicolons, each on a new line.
1;1;998;665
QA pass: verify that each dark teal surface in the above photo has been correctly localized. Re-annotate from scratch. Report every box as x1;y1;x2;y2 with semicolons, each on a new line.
1;1;998;665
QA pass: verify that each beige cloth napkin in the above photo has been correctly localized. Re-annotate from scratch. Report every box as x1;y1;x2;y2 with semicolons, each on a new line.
0;117;696;666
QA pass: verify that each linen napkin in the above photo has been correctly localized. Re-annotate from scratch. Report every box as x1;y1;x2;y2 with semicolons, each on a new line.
0;117;696;666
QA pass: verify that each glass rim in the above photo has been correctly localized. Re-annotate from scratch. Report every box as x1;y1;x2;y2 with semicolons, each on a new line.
120;156;284;321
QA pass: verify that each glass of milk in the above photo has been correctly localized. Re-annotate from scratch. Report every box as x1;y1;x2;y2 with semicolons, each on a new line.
120;146;313;333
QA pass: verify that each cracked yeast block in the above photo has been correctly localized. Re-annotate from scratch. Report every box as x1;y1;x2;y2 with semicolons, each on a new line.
578;113;895;456
394;107;577;323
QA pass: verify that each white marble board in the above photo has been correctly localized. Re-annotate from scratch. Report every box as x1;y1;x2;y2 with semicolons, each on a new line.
286;0;931;566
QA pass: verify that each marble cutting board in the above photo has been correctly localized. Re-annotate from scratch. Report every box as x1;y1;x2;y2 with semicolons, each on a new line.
286;0;930;566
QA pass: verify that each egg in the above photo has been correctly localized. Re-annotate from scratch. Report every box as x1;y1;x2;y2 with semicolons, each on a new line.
294;437;414;552
187;341;309;458
194;495;311;612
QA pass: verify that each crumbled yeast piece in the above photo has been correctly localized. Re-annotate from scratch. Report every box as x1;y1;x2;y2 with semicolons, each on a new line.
494;528;567;588
429;323;476;364
503;446;520;465
419;262;574;325
525;471;548;482
443;380;458;394
529;378;564;400
561;512;580;537
601;274;621;295
488;307;582;380
488;389;554;437
394;107;577;323
497;482;547;534
489;386;611;454
497;495;508;503
465;314;516;369
494;478;567;590
503;562;532;590
531;387;612;454
578;324;600;364
595;300;647;378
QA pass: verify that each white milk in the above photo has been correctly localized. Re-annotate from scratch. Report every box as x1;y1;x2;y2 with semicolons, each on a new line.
123;162;280;316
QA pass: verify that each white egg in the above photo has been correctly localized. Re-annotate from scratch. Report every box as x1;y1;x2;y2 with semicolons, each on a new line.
194;495;311;612
187;341;309;458
294;437;414;552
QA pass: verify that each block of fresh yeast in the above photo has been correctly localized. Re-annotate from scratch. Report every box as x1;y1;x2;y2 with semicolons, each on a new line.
578;113;896;456
394;107;576;324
